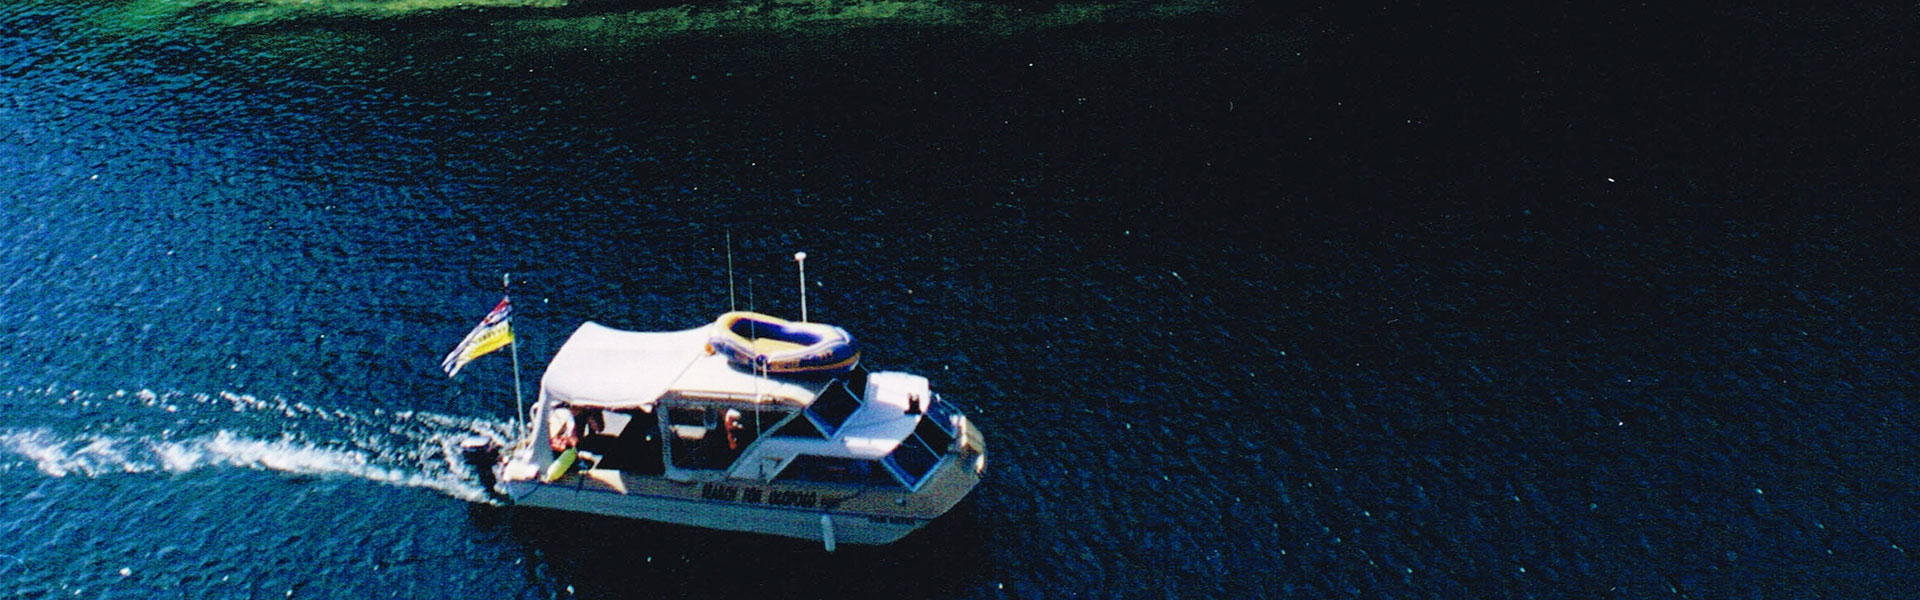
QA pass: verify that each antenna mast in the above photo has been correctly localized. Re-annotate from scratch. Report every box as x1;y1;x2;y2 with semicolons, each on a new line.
726;230;737;312
794;251;808;322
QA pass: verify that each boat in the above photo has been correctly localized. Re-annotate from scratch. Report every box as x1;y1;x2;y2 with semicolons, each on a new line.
462;312;988;548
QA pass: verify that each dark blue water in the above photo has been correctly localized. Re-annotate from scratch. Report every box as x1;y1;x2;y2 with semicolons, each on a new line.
3;2;1917;598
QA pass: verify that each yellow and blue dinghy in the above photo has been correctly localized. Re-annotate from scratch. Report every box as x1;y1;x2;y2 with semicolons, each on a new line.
707;311;860;375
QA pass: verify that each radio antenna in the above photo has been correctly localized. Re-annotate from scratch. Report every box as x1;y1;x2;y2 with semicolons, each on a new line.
726;230;737;312
794;251;809;322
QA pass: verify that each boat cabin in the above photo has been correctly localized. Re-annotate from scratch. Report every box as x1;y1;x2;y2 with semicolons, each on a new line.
530;321;964;493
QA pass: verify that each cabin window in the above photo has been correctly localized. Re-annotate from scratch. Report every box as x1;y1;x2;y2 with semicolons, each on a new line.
882;412;955;488
663;403;758;471
925;394;960;435
841;366;870;400
771;412;826;439
666;421;712;470
884;435;941;488
590;410;663;475
742;408;790;437
913;414;955;454
804;381;862;436
666;406;707;427
775;455;900;487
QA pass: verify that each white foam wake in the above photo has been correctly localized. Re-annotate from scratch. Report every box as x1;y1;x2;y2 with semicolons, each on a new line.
0;428;493;502
0;387;516;503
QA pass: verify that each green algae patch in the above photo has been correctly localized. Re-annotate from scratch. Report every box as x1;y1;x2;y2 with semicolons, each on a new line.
207;0;570;26
104;0;1229;34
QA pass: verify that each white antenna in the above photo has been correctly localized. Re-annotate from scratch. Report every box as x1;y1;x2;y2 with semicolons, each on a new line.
726;230;736;312
794;251;808;322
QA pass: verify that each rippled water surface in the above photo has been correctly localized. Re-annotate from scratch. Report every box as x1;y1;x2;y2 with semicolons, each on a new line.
3;2;1917;598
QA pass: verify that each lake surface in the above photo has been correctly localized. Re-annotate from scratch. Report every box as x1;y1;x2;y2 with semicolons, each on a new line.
1;1;1915;598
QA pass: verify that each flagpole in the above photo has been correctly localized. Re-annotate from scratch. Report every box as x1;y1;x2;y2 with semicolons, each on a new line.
506;273;526;433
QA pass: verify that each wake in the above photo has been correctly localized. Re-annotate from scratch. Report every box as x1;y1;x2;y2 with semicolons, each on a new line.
0;388;515;503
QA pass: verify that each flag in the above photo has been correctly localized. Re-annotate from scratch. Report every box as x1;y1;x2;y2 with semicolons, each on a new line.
442;296;514;377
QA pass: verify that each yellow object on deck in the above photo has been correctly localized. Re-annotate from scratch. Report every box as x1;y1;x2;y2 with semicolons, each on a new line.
543;447;577;482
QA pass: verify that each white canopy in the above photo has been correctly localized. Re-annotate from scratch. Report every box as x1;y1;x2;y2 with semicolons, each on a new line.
539;322;710;412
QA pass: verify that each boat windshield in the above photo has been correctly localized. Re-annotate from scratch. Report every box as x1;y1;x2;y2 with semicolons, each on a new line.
843;364;869;399
924;394;960;435
883;416;951;488
912;412;955;453
804;381;862;436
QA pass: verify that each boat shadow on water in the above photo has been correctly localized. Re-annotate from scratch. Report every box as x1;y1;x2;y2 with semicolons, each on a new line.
468;499;992;598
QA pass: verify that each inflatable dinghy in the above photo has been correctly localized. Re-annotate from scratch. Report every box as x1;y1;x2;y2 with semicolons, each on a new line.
707;311;859;375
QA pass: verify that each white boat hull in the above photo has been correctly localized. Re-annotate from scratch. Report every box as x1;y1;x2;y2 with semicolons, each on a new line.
502;477;930;545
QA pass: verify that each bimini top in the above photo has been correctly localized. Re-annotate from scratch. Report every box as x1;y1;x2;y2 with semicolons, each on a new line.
541;323;708;412
540;320;832;413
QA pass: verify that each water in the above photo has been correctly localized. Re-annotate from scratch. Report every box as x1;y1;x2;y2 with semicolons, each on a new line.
3;1;1917;598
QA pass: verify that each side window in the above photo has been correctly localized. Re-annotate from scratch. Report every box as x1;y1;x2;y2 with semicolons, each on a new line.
666;406;706;427
664;403;757;471
775;455;900;488
665;405;712;470
771;413;826;439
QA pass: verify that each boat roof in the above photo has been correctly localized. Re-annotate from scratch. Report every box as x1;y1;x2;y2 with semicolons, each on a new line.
540;321;830;412
752;370;931;460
